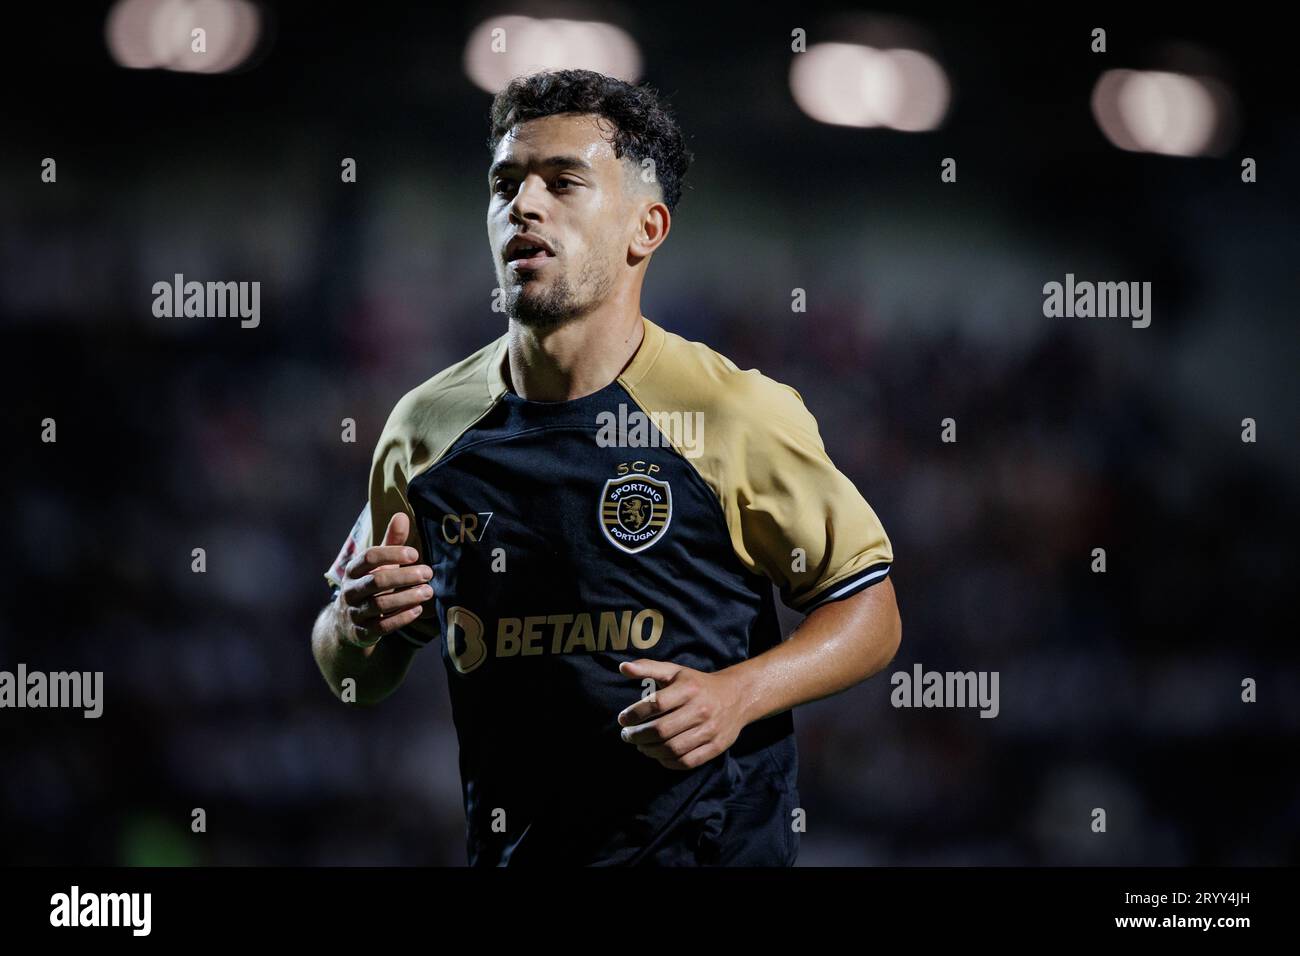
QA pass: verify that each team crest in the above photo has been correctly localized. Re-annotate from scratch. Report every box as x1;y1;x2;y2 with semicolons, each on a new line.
600;474;672;554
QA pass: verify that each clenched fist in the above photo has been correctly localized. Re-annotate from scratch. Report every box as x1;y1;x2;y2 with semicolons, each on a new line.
337;513;434;648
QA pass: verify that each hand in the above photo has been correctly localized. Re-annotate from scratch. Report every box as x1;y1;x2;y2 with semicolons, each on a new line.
338;513;433;648
616;659;749;771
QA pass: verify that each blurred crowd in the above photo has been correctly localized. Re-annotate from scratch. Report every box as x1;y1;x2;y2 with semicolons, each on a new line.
2;260;1294;864
1;6;1296;867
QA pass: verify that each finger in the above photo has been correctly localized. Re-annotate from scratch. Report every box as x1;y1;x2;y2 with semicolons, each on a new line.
619;658;681;684
349;584;433;622
618;688;685;727
382;511;411;548
341;565;428;606
636;721;711;760
661;739;723;771
374;603;424;635
346;545;420;578
620;705;700;745
369;564;433;593
618;683;688;726
348;565;433;601
370;584;433;616
353;604;424;643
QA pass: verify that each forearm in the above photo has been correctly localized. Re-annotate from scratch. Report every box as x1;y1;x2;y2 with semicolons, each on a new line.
311;596;417;705
728;577;902;726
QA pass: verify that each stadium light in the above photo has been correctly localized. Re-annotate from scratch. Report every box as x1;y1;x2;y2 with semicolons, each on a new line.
1091;68;1236;157
790;42;950;131
106;0;261;74
463;15;642;93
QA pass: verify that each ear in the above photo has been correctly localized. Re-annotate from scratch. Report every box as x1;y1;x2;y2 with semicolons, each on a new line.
629;199;670;259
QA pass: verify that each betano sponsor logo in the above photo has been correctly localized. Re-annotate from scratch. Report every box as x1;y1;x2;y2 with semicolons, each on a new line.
496;608;664;656
443;605;665;674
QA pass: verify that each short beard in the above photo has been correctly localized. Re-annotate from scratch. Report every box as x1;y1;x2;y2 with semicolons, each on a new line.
505;256;613;331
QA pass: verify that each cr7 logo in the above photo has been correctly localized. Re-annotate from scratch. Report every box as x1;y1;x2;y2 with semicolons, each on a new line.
441;512;493;544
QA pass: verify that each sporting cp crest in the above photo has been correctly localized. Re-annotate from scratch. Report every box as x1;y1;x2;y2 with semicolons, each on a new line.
599;473;672;554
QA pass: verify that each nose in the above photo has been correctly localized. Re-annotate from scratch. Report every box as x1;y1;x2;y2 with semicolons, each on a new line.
507;172;547;226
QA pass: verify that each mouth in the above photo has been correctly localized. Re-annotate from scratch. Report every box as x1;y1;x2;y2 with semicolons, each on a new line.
507;249;554;271
504;235;557;270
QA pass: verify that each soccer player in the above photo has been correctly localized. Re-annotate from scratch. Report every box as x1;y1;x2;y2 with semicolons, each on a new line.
312;69;902;865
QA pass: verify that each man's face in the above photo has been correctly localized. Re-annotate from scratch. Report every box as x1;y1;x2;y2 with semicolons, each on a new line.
487;112;633;329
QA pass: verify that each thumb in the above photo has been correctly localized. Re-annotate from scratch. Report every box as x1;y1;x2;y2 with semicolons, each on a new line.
382;511;411;548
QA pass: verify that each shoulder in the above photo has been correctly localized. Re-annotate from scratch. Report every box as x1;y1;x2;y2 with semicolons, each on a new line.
626;321;817;433
375;333;508;474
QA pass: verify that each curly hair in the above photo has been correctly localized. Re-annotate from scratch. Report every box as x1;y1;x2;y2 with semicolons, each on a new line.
488;69;694;213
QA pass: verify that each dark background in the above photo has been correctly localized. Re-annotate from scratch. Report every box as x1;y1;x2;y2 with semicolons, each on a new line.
1;2;1296;865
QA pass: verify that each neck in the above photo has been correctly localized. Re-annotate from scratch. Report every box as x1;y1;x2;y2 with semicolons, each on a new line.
506;305;645;402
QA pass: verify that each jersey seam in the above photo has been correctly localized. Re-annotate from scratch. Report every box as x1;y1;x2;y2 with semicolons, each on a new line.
416;421;603;475
397;393;505;646
616;380;771;593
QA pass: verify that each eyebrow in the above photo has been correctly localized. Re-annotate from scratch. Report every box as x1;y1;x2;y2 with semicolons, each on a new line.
488;155;594;182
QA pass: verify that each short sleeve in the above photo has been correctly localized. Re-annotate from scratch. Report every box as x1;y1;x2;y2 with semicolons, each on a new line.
322;429;439;650
723;376;893;613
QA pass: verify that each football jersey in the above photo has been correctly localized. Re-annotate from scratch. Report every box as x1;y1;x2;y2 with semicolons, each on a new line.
324;315;893;865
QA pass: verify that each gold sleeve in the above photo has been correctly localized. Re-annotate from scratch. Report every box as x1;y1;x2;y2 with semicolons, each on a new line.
619;318;892;613
718;374;893;611
322;333;510;646
321;411;440;647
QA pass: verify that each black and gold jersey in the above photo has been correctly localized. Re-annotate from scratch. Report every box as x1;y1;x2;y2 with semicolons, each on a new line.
325;316;893;865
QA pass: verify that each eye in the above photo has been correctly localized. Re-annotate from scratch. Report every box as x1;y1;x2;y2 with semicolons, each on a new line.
492;178;514;196
554;177;576;190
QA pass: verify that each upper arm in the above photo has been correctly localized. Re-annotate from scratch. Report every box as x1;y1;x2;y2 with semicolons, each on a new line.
719;374;894;614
